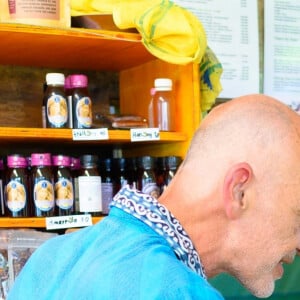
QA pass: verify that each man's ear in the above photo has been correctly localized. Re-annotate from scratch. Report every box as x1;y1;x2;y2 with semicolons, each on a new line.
223;162;253;219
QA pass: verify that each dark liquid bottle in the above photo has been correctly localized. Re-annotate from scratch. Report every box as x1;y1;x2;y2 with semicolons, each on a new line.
5;155;31;217
70;74;93;129
137;156;160;199
78;155;102;216
52;155;74;216
43;73;68;128
114;157;130;193
31;153;55;217
163;156;182;190
100;158;116;215
70;157;81;214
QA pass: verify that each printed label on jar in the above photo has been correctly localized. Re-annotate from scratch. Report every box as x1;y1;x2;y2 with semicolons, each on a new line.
78;176;102;212
142;182;160;199
76;97;92;128
6;180;26;212
55;178;74;209
34;180;54;211
47;94;68;127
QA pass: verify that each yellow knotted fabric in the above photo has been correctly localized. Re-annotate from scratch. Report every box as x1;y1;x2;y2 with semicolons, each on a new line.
71;0;207;65
70;0;223;111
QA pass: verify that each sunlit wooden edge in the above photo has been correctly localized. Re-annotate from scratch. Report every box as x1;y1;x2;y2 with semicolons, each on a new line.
0;217;104;228
0;127;187;142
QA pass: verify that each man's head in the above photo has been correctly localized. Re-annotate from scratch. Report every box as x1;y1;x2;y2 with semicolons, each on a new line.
160;94;300;298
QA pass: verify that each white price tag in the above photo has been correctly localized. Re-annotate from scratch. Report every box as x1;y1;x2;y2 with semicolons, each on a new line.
130;128;160;142
46;214;93;230
72;128;109;141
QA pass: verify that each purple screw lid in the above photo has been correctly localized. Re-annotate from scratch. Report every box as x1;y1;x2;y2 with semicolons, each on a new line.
69;74;88;88
31;153;52;166
70;157;81;170
64;75;72;90
7;155;28;168
52;155;71;167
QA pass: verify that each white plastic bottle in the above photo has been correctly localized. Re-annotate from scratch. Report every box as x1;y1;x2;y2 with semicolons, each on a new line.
151;78;174;131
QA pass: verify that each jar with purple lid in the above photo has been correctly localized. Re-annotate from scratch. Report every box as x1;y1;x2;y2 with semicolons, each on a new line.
5;154;31;217
31;153;55;217
52;155;74;216
70;74;93;129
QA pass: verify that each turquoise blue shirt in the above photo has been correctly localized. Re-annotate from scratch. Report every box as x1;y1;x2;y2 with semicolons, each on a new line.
8;186;224;300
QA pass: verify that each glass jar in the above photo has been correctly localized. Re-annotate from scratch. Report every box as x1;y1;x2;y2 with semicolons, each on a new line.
31;153;55;217
52;155;74;216
78;154;102;216
5;154;31;217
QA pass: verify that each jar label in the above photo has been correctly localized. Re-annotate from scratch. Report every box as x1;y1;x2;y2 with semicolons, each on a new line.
78;176;102;212
34;179;54;211
76;97;92;128
47;94;68;127
55;178;74;209
6;180;26;212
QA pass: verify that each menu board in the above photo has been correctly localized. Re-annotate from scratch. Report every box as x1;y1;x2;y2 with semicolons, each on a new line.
174;0;260;99
264;0;300;111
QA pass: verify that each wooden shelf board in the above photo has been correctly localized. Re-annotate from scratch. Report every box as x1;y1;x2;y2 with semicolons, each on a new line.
0;127;187;143
0;217;103;228
0;24;154;70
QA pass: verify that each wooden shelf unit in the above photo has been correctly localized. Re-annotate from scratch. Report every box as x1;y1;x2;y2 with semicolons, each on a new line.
0;23;201;228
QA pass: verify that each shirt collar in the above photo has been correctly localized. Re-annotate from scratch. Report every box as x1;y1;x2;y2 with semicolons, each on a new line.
110;186;206;279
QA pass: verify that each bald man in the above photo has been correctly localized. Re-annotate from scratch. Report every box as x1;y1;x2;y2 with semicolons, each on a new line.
8;94;300;299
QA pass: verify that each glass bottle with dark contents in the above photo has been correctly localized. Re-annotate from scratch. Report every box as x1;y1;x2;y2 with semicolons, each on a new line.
78;154;102;216
137;156;160;199
52;155;74;216
70;74;93;129
4;154;31;217
31;153;55;217
100;158;116;215
43;73;69;128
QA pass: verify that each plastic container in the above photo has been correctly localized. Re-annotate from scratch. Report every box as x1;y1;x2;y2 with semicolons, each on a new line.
43;73;68;128
150;78;174;131
70;74;93;129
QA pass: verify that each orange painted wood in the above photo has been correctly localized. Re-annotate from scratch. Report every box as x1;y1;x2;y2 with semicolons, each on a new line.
0;24;154;71
0;217;103;228
0;127;186;143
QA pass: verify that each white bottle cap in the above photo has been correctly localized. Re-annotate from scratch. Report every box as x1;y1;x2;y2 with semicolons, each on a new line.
46;73;65;85
154;78;172;91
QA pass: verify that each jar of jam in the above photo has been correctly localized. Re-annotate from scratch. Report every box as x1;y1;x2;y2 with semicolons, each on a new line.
31;153;55;217
4;154;31;217
52;155;74;216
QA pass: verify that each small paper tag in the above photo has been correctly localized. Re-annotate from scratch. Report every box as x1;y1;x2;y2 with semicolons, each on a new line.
72;128;109;141
46;214;93;230
130;128;160;142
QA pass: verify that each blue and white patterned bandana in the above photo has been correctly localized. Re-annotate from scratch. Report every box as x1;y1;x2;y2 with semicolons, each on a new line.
110;186;206;279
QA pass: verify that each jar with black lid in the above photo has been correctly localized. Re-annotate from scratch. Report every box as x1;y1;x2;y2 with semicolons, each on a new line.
137;156;160;199
4;154;31;217
163;156;182;190
78;154;102;216
31;153;55;217
52;155;74;216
